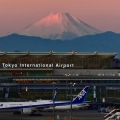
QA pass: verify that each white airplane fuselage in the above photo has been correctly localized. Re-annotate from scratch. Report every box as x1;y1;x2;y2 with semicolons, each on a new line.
0;101;66;111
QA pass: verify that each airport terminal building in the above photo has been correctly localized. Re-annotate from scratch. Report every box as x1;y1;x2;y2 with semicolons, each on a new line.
0;51;120;103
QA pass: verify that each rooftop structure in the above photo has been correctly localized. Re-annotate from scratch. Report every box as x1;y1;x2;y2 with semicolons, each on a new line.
0;51;117;58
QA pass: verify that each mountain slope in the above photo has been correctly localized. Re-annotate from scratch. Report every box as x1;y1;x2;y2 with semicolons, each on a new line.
17;13;102;40
0;31;120;55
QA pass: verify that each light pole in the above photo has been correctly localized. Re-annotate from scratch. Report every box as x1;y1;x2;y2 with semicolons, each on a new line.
65;74;70;100
52;82;56;120
93;86;96;103
25;86;28;92
70;82;76;120
102;97;105;108
25;86;28;100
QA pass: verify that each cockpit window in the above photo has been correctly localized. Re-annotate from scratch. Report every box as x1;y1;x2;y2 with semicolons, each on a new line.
0;104;3;106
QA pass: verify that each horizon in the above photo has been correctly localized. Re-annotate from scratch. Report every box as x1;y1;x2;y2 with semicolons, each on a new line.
0;0;120;36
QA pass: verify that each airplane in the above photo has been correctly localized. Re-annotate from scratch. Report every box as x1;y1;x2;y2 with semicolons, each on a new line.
0;86;89;115
34;87;90;111
42;86;90;111
36;87;91;111
35;88;58;102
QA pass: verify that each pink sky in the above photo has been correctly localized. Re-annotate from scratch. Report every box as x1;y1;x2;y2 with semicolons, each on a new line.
0;0;120;36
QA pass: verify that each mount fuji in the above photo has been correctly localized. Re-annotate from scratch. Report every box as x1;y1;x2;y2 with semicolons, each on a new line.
17;13;102;40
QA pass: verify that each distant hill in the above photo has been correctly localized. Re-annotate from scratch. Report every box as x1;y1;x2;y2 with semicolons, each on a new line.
0;31;120;55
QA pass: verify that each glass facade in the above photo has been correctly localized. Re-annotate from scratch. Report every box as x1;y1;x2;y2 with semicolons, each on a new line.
0;71;52;76
1;85;120;103
0;76;120;102
0;52;119;103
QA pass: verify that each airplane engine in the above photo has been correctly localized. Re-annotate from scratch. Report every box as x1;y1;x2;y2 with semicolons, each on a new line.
21;108;32;114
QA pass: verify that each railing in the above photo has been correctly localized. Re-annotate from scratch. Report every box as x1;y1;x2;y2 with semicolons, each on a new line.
0;75;120;80
0;83;120;86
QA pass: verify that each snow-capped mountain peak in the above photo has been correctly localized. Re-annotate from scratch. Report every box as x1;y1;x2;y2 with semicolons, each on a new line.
17;12;102;40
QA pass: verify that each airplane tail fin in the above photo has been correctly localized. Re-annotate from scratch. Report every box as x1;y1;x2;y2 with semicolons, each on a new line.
72;86;89;104
51;88;58;102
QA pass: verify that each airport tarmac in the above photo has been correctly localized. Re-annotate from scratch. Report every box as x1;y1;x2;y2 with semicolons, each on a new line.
0;110;105;120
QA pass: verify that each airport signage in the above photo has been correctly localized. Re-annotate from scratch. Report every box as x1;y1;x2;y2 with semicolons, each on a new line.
1;63;74;69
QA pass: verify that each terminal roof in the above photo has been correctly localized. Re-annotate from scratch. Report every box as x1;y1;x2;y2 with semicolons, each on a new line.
0;51;117;58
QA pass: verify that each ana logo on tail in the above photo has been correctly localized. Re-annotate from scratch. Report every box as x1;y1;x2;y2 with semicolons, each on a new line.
77;89;87;100
52;88;58;101
54;91;57;97
72;86;89;104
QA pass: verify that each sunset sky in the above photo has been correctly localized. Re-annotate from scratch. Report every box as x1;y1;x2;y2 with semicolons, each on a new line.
0;0;120;36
